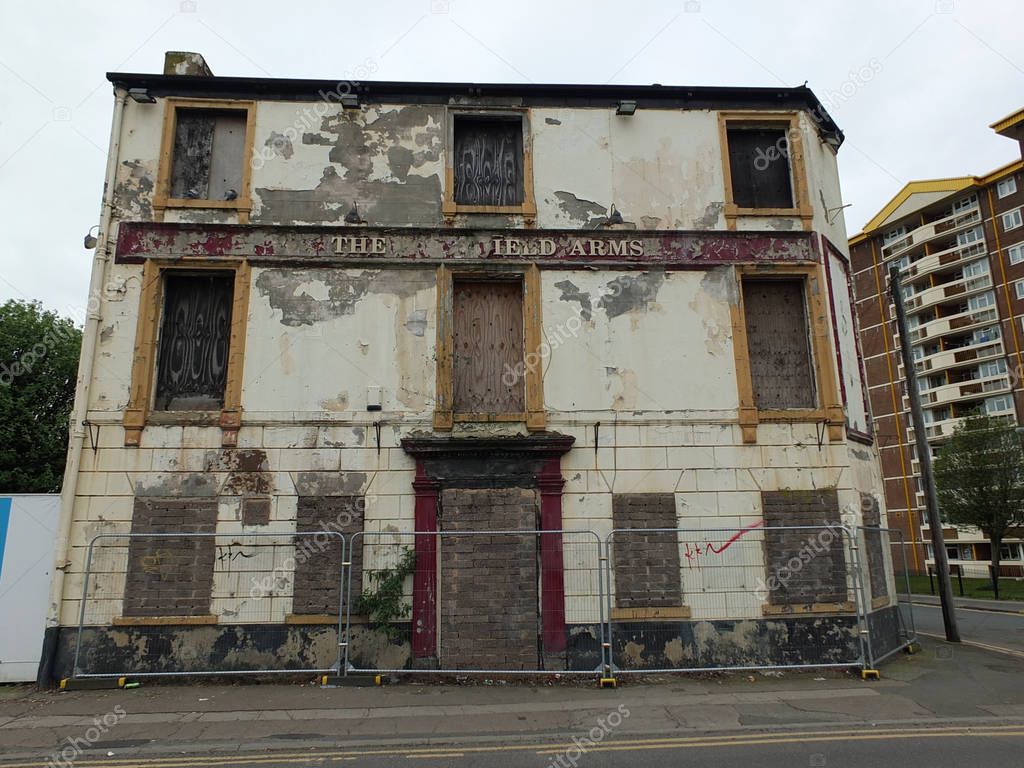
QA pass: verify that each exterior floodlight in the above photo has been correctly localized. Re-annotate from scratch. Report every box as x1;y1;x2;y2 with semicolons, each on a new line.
616;100;637;116
128;88;156;104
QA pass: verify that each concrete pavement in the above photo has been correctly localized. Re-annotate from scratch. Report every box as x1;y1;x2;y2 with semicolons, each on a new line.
1;636;1023;764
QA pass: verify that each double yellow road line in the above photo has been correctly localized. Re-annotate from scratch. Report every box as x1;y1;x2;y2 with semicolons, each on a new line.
5;724;1024;767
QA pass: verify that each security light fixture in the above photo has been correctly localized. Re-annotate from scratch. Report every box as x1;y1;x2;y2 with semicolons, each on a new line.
128;88;156;104
616;99;637;116
340;94;360;109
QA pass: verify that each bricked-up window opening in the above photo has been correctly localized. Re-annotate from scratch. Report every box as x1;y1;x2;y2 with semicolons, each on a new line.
123;498;218;617
292;496;364;615
727;127;795;209
453;117;524;206
762;490;848;607
452;279;525;414
154;273;234;411
743;279;817;410
170;109;246;201
861;492;890;601
611;494;683;608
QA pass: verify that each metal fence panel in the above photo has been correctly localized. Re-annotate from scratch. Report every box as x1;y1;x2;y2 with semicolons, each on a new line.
343;529;605;675
604;526;867;674
860;526;917;668
73;531;345;679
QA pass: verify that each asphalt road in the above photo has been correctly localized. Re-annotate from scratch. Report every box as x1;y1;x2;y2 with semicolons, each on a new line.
913;600;1024;656
5;725;1023;768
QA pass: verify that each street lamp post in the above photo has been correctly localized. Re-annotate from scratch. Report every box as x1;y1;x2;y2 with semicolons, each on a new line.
889;266;960;643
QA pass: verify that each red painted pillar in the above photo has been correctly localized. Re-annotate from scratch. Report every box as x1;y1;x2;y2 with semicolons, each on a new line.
411;462;438;659
538;456;567;653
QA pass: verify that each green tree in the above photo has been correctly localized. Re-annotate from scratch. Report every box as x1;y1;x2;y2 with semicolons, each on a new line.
0;300;82;492
933;414;1024;599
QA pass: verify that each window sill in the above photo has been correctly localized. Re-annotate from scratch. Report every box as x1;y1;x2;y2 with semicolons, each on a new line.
145;410;222;426
154;197;253;223
112;615;218;626
610;606;691;620
442;201;537;218
762;602;856;616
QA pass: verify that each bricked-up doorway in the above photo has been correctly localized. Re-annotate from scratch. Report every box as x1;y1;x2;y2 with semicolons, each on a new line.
439;487;540;670
401;434;574;669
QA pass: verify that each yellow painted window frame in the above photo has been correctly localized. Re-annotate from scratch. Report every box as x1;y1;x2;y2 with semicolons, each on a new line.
153;98;257;224
730;264;844;444
718;111;813;231
123;259;251;447
434;263;545;431
442;108;537;222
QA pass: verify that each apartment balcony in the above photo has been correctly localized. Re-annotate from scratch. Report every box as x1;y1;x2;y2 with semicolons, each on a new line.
919;373;1013;408
901;241;987;282
912;338;1005;376
882;204;982;261
907;305;999;344
904;272;993;315
916;409;1017;441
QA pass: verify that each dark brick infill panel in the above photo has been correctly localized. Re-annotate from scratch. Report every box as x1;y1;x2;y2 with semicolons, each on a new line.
402;433;574;660
116;222;820;268
611;494;684;609
293;496;363;616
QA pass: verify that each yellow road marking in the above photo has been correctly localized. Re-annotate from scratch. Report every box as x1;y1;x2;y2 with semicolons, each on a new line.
6;725;1024;768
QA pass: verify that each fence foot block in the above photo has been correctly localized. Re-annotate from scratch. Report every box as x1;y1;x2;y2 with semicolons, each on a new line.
321;674;384;687
599;677;618;689
904;642;921;655
860;669;880;681
60;677;128;691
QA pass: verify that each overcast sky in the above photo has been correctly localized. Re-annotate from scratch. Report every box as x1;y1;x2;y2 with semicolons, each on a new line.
1;0;1021;320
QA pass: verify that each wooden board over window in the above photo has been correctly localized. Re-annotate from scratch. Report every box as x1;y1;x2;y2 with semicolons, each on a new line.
171;109;246;201
742;279;816;410
452;279;525;414
726;127;794;209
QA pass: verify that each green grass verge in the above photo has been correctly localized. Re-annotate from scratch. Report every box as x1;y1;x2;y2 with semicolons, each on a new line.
901;573;1024;601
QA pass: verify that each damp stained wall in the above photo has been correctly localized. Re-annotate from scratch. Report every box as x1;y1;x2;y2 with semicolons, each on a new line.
58;91;895;629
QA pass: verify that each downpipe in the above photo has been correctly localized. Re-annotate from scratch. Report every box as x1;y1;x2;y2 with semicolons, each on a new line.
38;86;129;687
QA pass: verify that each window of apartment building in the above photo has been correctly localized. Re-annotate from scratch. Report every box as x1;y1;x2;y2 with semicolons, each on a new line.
1009;244;1024;265
997;177;1018;199
741;279;816;409
1000;543;1022;560
725;127;794;209
912;344;925;361
978;358;1008;378
434;267;544;431
985;394;1013;414
1016;280;1024;300
974;325;1000;343
957;226;984;246
883;226;907;246
963;259;989;278
155;100;255;220
953;194;978;213
969;291;996;311
154;273;234;410
1002;208;1023;232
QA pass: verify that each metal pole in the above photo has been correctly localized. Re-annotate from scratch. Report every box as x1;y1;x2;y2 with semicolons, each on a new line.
889;266;960;642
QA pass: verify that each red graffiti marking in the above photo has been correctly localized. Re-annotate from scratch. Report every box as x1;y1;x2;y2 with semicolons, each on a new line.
683;519;765;563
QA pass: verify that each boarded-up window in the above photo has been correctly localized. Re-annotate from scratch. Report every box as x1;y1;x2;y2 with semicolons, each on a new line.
743;279;816;410
727;127;794;209
762;490;848;607
170;109;246;201
453;117;524;206
155;273;234;411
452;280;525;414
611;494;683;608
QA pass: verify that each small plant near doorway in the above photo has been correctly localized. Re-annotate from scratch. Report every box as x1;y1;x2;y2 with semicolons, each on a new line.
354;547;416;640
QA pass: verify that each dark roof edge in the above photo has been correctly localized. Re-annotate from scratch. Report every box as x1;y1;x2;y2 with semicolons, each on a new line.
105;73;843;146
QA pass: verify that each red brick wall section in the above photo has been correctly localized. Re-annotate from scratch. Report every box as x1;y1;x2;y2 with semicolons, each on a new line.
439;487;539;670
292;496;364;615
611;493;683;608
123;498;218;617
